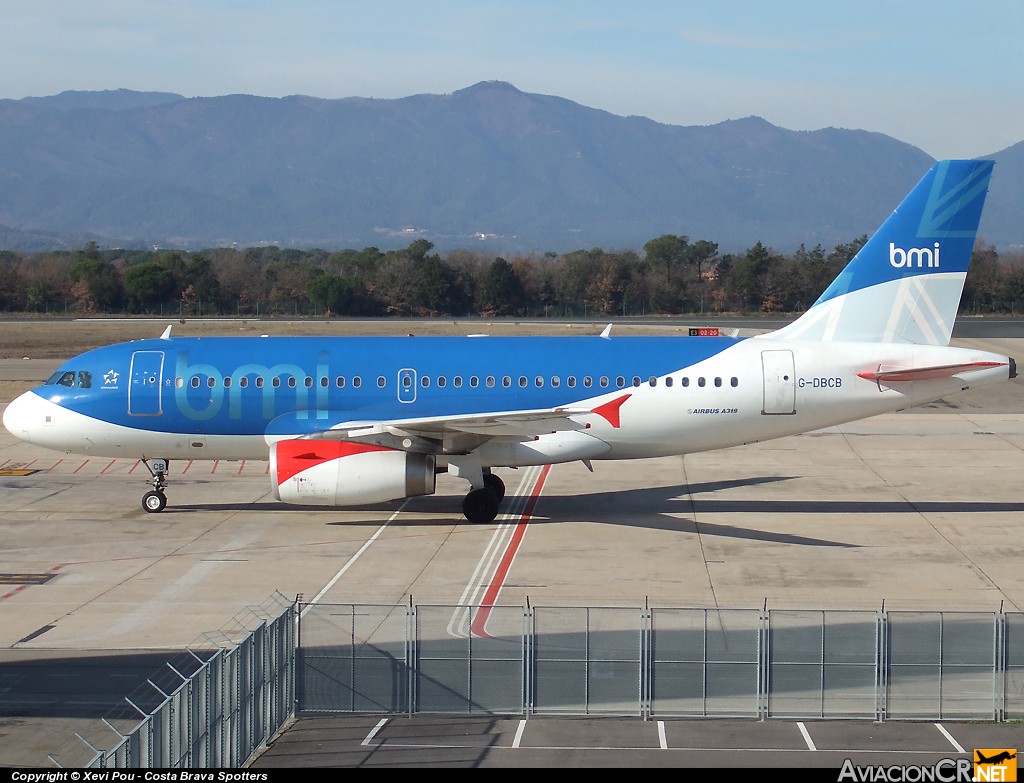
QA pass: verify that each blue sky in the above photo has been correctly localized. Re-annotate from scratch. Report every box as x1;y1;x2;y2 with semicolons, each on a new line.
3;1;1021;160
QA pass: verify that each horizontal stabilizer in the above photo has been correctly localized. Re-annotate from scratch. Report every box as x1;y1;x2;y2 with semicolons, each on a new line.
858;361;1007;383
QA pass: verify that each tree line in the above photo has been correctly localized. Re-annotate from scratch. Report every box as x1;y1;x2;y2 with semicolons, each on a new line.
1;236;1022;318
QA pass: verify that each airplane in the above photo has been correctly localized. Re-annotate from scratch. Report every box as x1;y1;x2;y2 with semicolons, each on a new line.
976;751;1016;765
2;159;1016;523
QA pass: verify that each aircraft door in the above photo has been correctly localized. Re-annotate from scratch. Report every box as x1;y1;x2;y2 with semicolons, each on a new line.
129;351;164;416
761;350;796;415
397;368;417;403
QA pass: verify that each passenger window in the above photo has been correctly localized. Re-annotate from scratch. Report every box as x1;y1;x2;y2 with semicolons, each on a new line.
421;376;431;388
240;377;249;388
584;376;593;388
502;376;511;388
698;377;706;387
615;376;625;388
731;377;739;387
224;377;232;388
551;376;560;388
402;375;412;389
377;376;387;388
437;376;446;388
256;377;265;388
682;377;690;387
714;377;722;387
599;376;609;388
287;377;296;388
305;377;313;388
632;376;642;387
336;376;345;388
454;376;463;388
175;377;184;389
567;377;577;388
649;377;657;386
208;377;216;388
272;377;281;388
519;376;528;388
191;376;200;388
535;376;544;387
486;376;495;388
665;377;674;388
353;377;362;388
470;376;479;388
78;371;92;389
319;377;327;387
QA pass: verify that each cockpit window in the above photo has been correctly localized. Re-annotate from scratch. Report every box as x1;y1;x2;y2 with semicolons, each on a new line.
49;371;77;387
78;371;92;389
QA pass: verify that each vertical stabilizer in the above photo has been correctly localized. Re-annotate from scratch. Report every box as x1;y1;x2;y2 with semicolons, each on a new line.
767;159;994;345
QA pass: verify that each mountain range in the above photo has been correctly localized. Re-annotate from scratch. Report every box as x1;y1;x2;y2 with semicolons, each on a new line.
1;81;1021;255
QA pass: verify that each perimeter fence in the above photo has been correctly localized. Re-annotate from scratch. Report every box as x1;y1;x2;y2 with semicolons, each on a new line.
50;599;1023;768
298;602;1024;722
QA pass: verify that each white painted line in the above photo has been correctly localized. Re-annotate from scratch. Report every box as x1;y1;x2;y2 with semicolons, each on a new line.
361;718;389;746
935;723;965;753
797;721;816;751
658;720;668;749
513;719;527;748
303;498;411;613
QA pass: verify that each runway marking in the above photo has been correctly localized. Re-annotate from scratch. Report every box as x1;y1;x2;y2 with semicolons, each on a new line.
72;459;89;473
513;719;527;748
99;459;117;474
362;718;389;746
0;566;64;602
935;723;965;752
797;721;816;750
44;459;63;472
469;464;550;638
658;721;668;749
302;498;413;614
445;466;544;638
128;459;141;473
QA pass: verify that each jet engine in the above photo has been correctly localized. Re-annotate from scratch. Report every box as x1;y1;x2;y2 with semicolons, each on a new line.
271;440;435;506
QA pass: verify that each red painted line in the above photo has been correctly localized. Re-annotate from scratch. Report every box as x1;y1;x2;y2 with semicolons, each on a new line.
23;459;37;468
128;460;141;474
72;459;90;474
1;565;64;602
0;459;10;469
211;460;220;474
181;460;194;474
99;459;117;474
471;464;551;638
44;459;64;473
265;463;270;474
237;459;246;475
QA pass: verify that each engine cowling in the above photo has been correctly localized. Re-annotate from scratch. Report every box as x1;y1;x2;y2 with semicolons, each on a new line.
270;440;435;506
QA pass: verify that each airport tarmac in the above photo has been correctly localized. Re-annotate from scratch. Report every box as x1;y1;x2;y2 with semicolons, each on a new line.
1;324;1023;768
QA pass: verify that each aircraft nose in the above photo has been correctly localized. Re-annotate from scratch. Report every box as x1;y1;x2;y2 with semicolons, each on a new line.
3;390;42;443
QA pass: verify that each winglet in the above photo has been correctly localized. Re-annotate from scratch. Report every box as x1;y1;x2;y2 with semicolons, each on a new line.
160;325;173;340
591;394;631;428
600;324;612;339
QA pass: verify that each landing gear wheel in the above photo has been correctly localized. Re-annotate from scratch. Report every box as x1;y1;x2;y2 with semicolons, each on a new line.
482;473;505;502
142;490;167;513
462;487;500;524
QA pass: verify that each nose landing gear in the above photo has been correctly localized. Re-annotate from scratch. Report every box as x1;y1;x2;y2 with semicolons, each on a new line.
141;457;169;513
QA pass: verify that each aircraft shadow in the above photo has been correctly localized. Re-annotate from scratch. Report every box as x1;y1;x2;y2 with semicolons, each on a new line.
170;472;1024;548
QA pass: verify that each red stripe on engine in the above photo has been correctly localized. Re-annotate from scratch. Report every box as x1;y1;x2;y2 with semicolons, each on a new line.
273;440;393;486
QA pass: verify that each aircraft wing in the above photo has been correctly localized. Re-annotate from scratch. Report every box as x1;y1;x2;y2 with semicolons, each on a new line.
304;394;631;453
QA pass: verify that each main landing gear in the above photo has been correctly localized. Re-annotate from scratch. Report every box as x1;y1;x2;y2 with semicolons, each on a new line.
141;457;169;513
460;470;506;524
